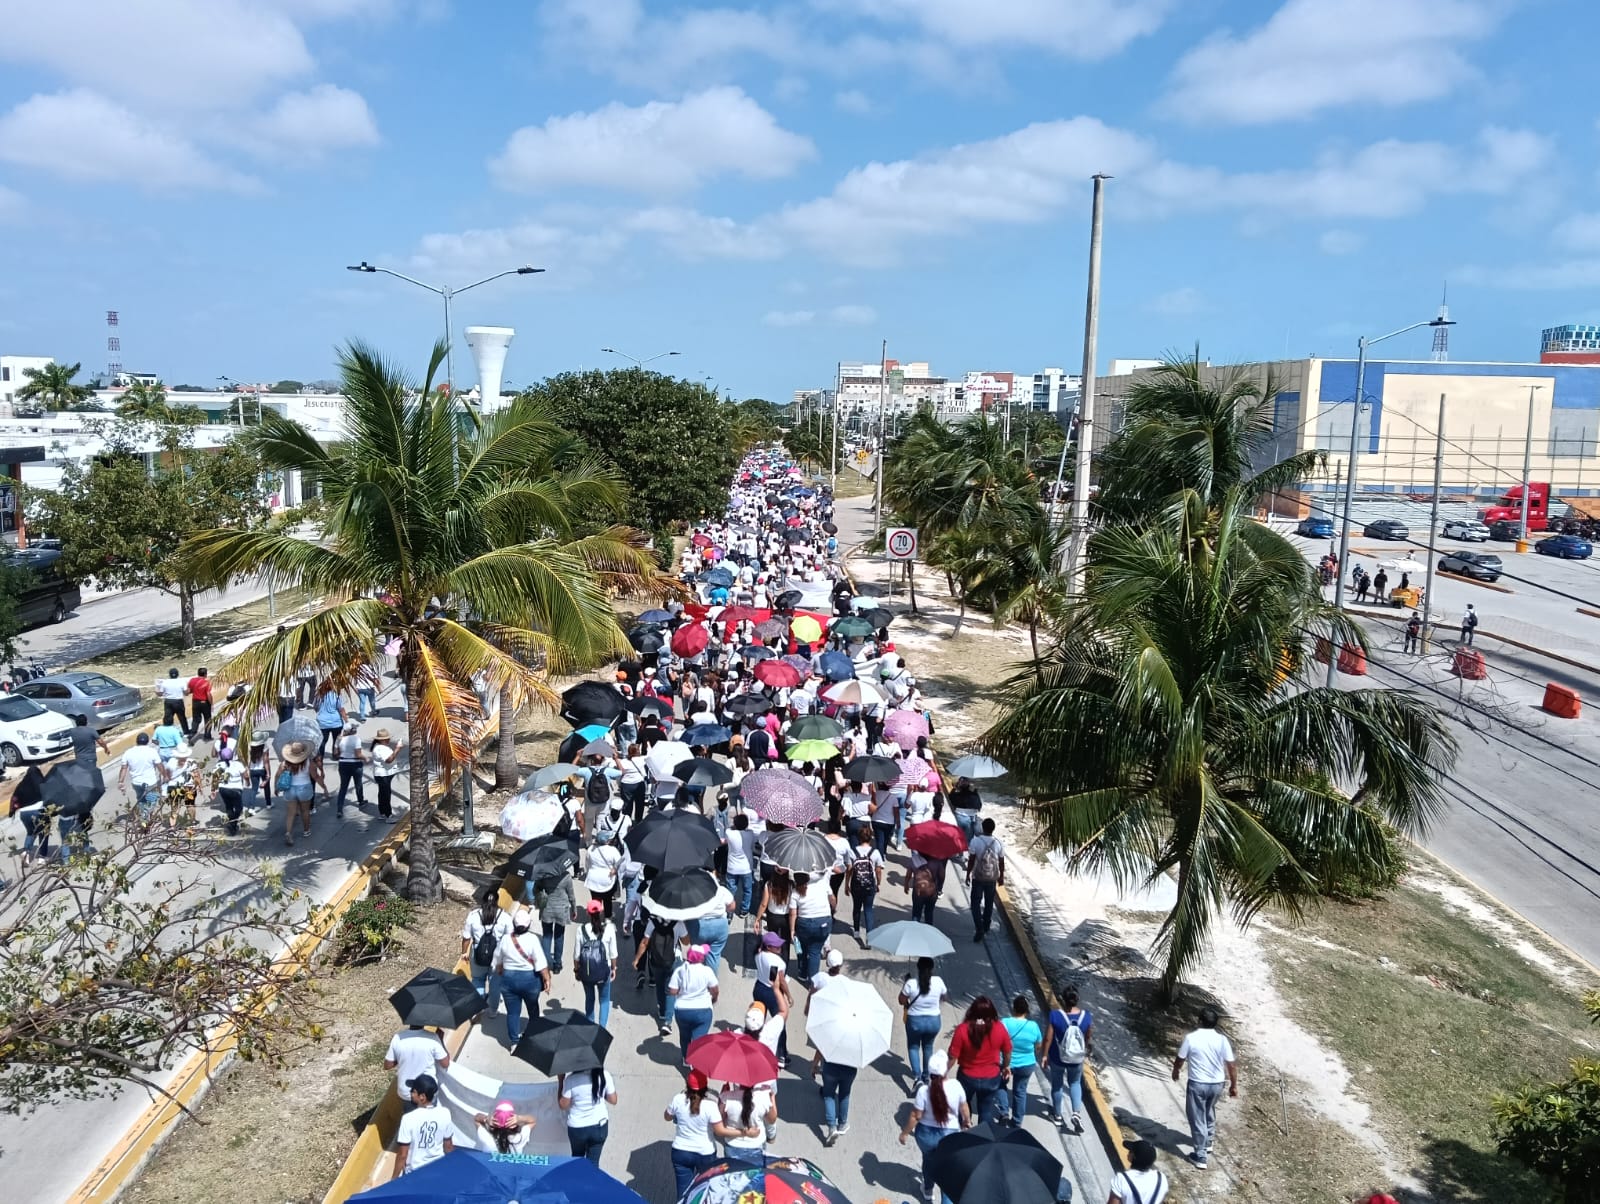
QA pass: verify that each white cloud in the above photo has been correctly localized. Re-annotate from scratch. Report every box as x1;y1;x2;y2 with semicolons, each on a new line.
763;310;816;327
829;304;877;325
490;88;815;196
829;0;1169;58
834;90;876;115
1148;287;1208;316
1553;213;1600;252
409;219;628;282
1163;0;1498;124
623;207;785;260
1319;229;1365;255
250;85;380;159
540;0;808;87
0;90;259;192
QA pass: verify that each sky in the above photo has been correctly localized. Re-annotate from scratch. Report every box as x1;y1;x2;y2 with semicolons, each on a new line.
1;0;1597;403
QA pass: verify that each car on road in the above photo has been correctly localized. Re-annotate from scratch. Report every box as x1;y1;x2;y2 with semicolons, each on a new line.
13;672;143;730
1362;519;1410;540
1487;519;1526;541
1439;551;1504;582
1443;520;1491;542
1296;515;1335;538
0;693;75;766
1536;533;1594;559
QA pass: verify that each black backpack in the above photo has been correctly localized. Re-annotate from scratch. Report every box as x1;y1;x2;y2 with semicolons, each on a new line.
849;853;878;895
647;923;677;970
586;770;612;808
576;927;610;984
472;917;499;967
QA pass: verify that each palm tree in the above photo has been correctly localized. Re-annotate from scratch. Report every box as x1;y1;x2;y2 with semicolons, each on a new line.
115;380;204;425
959;508;1072;660
982;490;1456;998
181;341;670;902
15;361;95;411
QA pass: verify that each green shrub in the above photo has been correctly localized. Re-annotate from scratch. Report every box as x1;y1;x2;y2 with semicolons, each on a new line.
335;894;415;964
1492;1057;1600;1203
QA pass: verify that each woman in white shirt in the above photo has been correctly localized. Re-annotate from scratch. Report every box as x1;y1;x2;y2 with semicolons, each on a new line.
491;909;551;1045
559;1067;619;1164
460;887;513;1018
791;872;834;982
585;832;625;919
720;1081;776;1162
667;1070;742;1197
370;728;403;822
897;956;950;1085
667;945;720;1059
898;1050;971;1204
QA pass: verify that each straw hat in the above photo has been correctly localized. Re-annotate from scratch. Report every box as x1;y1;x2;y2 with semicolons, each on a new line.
280;740;312;765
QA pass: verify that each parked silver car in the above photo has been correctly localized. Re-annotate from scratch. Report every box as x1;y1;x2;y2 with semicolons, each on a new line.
13;672;143;731
1442;519;1491;541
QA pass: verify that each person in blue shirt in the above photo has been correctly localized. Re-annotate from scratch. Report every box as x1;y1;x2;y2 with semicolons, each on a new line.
152;717;185;762
1001;994;1044;1124
315;689;347;758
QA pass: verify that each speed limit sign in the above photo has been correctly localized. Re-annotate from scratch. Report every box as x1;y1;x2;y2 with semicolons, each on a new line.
885;527;918;561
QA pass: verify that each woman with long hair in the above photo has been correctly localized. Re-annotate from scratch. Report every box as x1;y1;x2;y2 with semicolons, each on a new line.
897;956;950;1085
758;866;795;962
474;1100;536;1154
719;1076;776;1165
666;1069;745;1197
573;900;619;1027
947;994;1011;1125
460;885;512;1020
898;1050;971;1204
559;1066;618;1164
791;871;833;981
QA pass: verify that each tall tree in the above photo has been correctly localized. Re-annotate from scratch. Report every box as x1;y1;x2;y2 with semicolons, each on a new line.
32;420;272;647
181;341;670;902
115;380;205;425
15;361;94;411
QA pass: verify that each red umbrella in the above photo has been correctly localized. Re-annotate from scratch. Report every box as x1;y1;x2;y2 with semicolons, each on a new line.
720;604;759;624
687;1030;780;1086
753;659;802;688
671;624;709;657
906;820;966;860
786;516;804;527
692;532;713;547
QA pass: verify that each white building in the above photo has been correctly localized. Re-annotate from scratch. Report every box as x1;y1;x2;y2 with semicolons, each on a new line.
1029;367;1080;413
0;355;54;411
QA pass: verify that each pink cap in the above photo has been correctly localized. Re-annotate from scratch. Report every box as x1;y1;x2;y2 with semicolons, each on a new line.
685;944;706;964
492;1100;516;1126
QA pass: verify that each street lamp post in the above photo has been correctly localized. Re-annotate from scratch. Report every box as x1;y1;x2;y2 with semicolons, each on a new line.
602;348;681;370
1326;313;1455;686
347;262;544;399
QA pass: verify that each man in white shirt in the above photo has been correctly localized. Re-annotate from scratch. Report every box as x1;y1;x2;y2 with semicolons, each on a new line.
392;1074;453;1177
154;668;191;736
118;733;167;817
1109;1140;1168;1203
384;1025;451;1105
1171;1006;1238;1170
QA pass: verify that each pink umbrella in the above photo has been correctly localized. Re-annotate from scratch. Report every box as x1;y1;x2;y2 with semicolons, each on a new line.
883;709;930;752
739;766;825;827
896;754;933;789
382;636;402;656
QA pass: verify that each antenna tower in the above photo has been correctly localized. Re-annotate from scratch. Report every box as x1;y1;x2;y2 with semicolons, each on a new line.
1430;285;1450;362
106;310;121;382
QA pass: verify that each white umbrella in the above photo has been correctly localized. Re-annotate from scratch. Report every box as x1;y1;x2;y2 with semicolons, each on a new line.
945;755;1008;780
1379;558;1426;573
822;679;886;707
497;792;565;840
806;977;893;1067
646;740;694;780
866;920;956;959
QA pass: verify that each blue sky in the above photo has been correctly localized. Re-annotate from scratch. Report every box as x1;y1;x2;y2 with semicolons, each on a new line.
1;0;1597;402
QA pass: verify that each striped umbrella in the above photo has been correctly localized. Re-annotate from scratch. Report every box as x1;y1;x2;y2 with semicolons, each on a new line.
883;709;931;751
739;766;826;827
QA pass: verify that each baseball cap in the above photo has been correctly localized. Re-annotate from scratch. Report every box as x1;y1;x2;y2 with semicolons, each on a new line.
686;944;706;964
825;948;844;969
407;1073;438;1099
686;1069;708;1091
492;1100;517;1127
761;931;784;948
585;900;603;914
927;1050;949;1077
744;1004;767;1030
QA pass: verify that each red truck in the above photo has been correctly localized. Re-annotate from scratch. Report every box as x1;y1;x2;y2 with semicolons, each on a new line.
1480;482;1554;532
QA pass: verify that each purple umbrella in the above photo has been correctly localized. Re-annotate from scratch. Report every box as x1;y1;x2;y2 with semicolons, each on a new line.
896;754;934;790
781;653;812;677
883;709;931;752
739;766;826;827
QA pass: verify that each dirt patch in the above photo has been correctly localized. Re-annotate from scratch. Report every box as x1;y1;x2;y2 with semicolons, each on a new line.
123;901;462;1204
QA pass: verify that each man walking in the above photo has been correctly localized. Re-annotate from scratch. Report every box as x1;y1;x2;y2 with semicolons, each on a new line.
1404;612;1423;654
187;667;215;742
155;667;190;736
1460;604;1479;646
1171;1005;1237;1170
965;817;1004;941
1372;569;1388;602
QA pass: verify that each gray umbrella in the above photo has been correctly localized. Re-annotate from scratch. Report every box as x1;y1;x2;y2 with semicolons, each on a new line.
273;714;323;755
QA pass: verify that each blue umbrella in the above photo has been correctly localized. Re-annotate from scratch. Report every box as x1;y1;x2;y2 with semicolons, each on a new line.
638;608;674;623
351;1150;647;1204
576;722;612;743
818;650;856;681
682;723;732;746
701;567;735;587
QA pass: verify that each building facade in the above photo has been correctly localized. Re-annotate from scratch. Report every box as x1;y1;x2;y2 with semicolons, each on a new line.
1540;324;1600;365
0;355;54;410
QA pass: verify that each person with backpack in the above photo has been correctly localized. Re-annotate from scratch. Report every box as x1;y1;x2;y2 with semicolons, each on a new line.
573;900;619;1027
965;817;1005;941
634;909;685;1035
581;755;619;835
898;956;949;1086
1044;986;1093;1132
535;865;578;975
907;847;948;925
584;830;625;920
1109;1140;1169;1204
1460;603;1479;646
845;828;884;945
460;887;512;1020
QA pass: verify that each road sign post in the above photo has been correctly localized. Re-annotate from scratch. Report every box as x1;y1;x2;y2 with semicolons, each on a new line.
886;527;919;613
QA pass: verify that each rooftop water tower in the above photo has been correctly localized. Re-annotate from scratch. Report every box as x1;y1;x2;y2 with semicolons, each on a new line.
464;326;515;412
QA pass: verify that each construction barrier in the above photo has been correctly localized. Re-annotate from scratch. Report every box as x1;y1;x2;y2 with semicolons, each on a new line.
1337;644;1368;676
1542;683;1582;719
1452;648;1488;680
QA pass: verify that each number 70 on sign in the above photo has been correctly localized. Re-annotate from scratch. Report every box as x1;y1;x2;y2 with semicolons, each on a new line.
885;527;918;561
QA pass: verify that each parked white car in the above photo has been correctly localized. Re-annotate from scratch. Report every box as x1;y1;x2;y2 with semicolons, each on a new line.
0;694;76;766
1443;519;1491;541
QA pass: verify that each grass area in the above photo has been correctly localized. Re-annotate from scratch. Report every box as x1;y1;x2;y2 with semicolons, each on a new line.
71;589;316;724
1263;880;1592;1202
832;467;875;499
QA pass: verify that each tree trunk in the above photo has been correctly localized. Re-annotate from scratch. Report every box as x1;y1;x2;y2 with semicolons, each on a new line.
951;593;967;637
403;687;444;904
907;562;918;614
1028;614;1040;662
179;584;197;650
494;683;520;789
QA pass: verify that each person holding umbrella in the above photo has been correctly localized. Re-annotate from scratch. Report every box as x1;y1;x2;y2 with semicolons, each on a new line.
534;860;578;974
558;1065;618;1164
383;1023;450;1109
792;871;835;981
720;1071;776;1165
899;1049;971;1203
491;908;552;1045
899;957;951;1086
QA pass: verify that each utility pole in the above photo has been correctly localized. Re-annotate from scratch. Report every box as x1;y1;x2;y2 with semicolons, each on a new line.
1519;384;1542;549
1421;393;1445;650
873;339;887;528
830;361;840;492
1066;173;1110;589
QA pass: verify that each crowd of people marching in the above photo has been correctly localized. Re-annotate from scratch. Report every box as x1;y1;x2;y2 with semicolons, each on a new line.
373;449;1181;1204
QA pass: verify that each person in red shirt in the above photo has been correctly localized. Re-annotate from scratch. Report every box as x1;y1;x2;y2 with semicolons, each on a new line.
187;667;215;742
947;995;1011;1125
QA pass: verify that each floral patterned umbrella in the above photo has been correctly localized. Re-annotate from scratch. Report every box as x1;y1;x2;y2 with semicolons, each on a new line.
896;754;934;790
738;766;825;827
883;708;931;751
683;1157;852;1204
498;791;566;840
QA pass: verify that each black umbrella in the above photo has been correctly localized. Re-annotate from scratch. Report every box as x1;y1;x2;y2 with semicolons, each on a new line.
561;680;626;728
761;828;837;875
672;757;735;787
499;834;580;883
557;729;587;765
738;645;777;662
513;1014;614;1076
10;764;46;811
628;627;666;654
645;868;722;920
822;521;838;534
724;695;773;718
861;607;895;629
630;695;674;721
928;1122;1062;1204
390;967;485;1029
625;809;720;871
774;589;804;610
841;755;901;784
43;761;106;818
